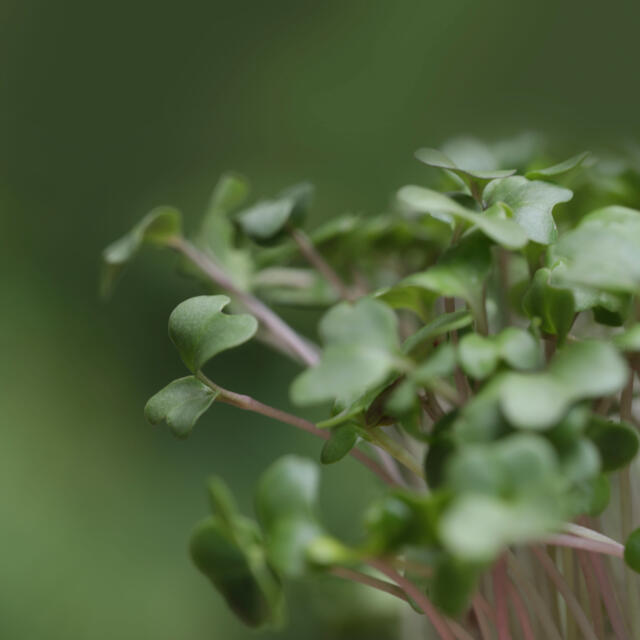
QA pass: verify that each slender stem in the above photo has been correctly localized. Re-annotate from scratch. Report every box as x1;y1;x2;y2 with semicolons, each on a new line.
289;227;354;301
587;552;630;640
493;556;511;640
197;374;396;486
507;580;536;640
576;551;605;640
445;297;471;402
368;559;456;640
472;596;493;640
561;546;577;640
170;237;320;366
367;428;425;480
329;566;411;604
541;533;624;558
563;522;623;547
506;551;563;640
532;547;598;640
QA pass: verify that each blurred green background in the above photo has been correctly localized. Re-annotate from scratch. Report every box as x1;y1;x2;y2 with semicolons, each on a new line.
3;1;640;638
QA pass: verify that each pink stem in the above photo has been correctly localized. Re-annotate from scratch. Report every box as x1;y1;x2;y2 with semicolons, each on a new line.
576;550;605;640
542;533;624;558
507;580;536;640
369;560;456;640
493;556;511;640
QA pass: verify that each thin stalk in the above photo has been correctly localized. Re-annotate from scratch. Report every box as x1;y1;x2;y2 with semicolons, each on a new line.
368;559;456;640
506;551;563;640
329;566;411;604
170;237;320;366
576;551;605;639
367;428;425;480
587;552;630;640
541;533;624;558
531;547;598;640
619;371;640;638
507;580;536;640
493;556;511;640
289;227;354;301
563;522;624;547
444;297;471;402
471;596;493;640
561;547;577;640
197;374;396;486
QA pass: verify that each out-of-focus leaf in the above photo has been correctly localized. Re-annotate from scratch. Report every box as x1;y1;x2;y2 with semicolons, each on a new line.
402;310;472;356
101;206;181;297
586;417;639;472
321;424;359;464
614;324;640;352
431;557;484;617
168;295;258;372
500;341;628;430
525;151;590;181
522;268;575;342
624;528;640;573
458;334;498;380
290;298;402;406
190;516;283;628
144;376;217;438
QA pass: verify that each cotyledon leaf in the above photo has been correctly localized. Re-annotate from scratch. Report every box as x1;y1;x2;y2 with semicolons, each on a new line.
145;376;218;438
168;295;258;372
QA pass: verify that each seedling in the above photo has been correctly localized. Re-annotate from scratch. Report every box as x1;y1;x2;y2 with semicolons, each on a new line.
102;136;640;639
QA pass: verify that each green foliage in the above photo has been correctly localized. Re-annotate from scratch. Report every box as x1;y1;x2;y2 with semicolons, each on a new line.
144;376;218;438
168;295;258;373
103;135;640;635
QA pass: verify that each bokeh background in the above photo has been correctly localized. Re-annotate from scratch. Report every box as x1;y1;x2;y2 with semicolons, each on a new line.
3;1;640;638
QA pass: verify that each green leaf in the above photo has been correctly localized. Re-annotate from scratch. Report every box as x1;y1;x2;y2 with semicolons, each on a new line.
266;518;324;578
402;310;472;356
196;173;253;290
458;334;498;380
500;341;629;430
440;494;562;562
321;424;359;464
290;298;401;406
402;233;493;323
414;147;516;197
525;151;590;181
144;376;217;438
168;295;258;372
190;516;283;627
236;182;314;244
484;176;572;244
569;474;611;517
101;206;181;297
614;324;640;352
494;327;541;370
398;186;527;249
548;206;640;293
255;456;320;532
624;528;640;573
412;343;457;386
586;417;639;472
522;268;575;342
431;557;483;617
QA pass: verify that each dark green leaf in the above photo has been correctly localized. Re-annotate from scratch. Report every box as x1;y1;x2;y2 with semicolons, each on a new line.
586;417;639;472
168;295;258;372
624;528;640;573
190;516;283;627
144;376;217;438
522;268;575;342
321;424;359;464
431;557;483;617
402;310;472;356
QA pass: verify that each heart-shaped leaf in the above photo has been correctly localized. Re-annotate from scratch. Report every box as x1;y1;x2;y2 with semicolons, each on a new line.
168;295;258;372
500;341;628;430
484;176;572;244
144;376;218;438
290;298;401;406
398;186;527;249
101;206;182;297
